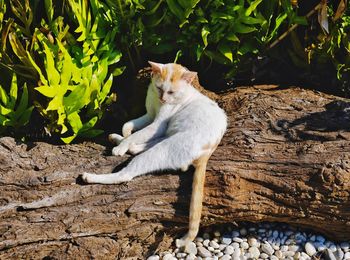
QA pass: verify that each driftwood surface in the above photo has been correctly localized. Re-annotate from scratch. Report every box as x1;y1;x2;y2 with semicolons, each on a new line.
1;85;350;259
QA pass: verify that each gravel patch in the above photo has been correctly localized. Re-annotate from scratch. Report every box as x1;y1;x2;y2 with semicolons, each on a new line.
148;222;350;260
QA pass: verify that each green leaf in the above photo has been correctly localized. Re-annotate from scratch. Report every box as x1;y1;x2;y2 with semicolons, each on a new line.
233;23;257;34
42;42;60;86
0;104;11;115
67;111;83;134
17;106;33;126
0;86;9;106
245;0;263;16
15;83;29;117
9;73;18;109
226;33;240;42
201;26;210;47
35;85;58;98
100;74;113;103
166;0;185;22
61;134;77;144
218;42;233;62
112;66;125;77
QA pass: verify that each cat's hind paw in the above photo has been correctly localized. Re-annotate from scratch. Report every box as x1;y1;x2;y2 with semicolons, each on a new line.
122;122;133;137
175;236;195;253
80;172;94;183
108;133;124;145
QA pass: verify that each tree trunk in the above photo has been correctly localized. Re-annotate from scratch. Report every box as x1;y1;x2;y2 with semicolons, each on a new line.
1;85;349;259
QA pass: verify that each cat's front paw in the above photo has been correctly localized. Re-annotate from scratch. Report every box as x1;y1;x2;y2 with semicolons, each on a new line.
108;133;124;145
122;122;133;137
112;143;129;156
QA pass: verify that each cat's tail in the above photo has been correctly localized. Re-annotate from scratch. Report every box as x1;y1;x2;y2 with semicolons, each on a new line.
176;154;210;248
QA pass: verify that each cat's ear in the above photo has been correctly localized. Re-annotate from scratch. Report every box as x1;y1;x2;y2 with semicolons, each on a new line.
148;61;163;75
182;71;197;84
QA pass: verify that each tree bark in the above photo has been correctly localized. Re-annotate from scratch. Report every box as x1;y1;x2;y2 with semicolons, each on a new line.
1;85;350;259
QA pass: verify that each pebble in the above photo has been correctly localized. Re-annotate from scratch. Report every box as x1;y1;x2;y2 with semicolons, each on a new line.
325;249;337;260
305;242;317;256
209;240;219;249
203;239;210;247
220;255;231;260
261;242;274;255
232;237;243;243
162;253;176;260
231;242;240;249
248;237;258;247
344;252;350;259
341;242;350;250
221;237;232;245
224;245;234;255
185;242;197;255
240;241;249;250
197;247;211;258
334;249;345;260
147;256;159;260
260;252;269;259
177;252;187;258
248;246;260;258
185;254;196;260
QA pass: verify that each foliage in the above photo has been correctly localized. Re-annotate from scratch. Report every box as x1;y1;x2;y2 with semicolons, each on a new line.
0;0;122;143
0;73;33;131
0;0;349;142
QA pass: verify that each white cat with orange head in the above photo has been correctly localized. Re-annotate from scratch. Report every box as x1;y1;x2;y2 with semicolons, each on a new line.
81;62;227;249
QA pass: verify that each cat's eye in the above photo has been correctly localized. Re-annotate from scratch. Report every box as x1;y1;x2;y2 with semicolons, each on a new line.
167;91;174;95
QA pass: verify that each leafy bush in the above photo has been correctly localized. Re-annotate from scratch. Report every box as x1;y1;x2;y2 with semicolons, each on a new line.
0;73;33;131
0;0;348;142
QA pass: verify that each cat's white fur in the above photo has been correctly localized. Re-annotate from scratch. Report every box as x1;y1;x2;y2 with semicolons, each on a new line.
81;62;227;248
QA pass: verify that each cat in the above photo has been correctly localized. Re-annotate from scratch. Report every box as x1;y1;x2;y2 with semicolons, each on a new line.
81;61;227;249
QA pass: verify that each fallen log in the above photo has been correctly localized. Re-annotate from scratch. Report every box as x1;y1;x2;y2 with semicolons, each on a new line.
0;85;349;259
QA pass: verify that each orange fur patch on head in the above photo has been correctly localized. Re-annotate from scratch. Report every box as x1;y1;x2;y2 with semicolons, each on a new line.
161;66;168;81
170;64;186;83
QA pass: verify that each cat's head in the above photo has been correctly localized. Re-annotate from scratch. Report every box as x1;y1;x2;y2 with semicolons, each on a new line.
148;61;197;104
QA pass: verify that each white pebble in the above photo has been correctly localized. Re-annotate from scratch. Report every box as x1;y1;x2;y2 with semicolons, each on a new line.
334;248;345;260
231;242;240;249
220;254;231;260
248;246;260;258
275;250;283;258
294;252;301;259
203;239;210;247
260;252;269;259
289;245;299;252
232;248;241;257
240;241;249;250
261;242;274;255
162;253;176;260
248;237;259;247
185;254;196;260
197;247;212;258
196;237;204;242
185;242;197;255
270;256;279;260
272;230;279;239
147;256;159;260
216;252;223;257
221;237;232;245
219;244;227;251
208;246;214;252
176;253;187;258
213;249;220;254
282;251;295;257
344;252;350;259
301;252;311;259
305;242;317;256
233;237;243;243
209;240;220;249
224;245;234;255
